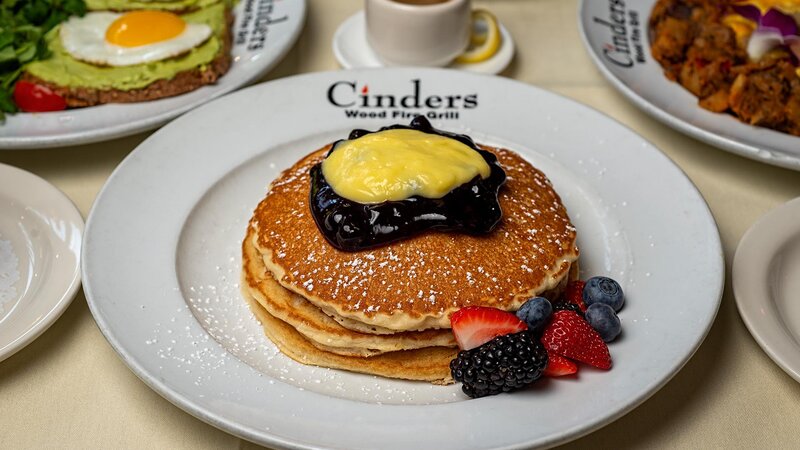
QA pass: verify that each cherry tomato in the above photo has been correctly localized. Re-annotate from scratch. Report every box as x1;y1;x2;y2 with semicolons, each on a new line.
13;81;67;113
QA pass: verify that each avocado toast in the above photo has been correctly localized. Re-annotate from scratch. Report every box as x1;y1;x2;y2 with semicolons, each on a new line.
21;1;233;107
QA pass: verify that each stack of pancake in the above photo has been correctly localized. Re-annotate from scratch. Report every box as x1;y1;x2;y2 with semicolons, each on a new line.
241;143;579;384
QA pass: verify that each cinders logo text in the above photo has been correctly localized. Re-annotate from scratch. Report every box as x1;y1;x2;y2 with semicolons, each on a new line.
236;0;289;51
327;79;478;120
593;0;645;68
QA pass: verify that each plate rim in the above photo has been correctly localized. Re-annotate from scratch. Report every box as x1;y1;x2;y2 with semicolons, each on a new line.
0;0;307;151
577;0;800;171
0;163;84;362
82;68;725;449
733;197;800;383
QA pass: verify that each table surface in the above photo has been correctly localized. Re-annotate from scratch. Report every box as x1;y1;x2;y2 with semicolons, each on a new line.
3;0;800;448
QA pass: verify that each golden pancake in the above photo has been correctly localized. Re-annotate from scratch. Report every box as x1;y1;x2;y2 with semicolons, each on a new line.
322;307;403;335
251;144;579;331
242;291;456;384
242;227;457;356
318;259;578;335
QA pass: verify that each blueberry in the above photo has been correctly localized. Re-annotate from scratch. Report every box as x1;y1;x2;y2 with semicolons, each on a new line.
516;297;552;331
582;276;624;311
585;303;621;342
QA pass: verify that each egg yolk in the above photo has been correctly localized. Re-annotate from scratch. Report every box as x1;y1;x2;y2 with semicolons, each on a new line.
105;11;186;47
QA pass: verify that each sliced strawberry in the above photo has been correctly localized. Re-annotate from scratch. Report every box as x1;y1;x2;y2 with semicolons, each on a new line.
544;351;578;377
562;280;587;311
450;306;527;350
541;310;612;370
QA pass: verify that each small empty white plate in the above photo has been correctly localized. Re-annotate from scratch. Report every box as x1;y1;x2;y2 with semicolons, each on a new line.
0;164;83;362
333;11;514;74
734;197;800;381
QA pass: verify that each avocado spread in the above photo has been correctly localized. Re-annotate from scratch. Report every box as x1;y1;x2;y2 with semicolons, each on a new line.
25;3;227;91
86;0;223;12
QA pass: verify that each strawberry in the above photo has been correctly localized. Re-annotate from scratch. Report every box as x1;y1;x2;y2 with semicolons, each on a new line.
450;306;528;350
541;310;612;370
562;280;587;312
543;351;578;377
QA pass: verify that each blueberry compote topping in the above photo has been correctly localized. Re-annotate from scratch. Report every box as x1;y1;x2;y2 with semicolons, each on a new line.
309;116;507;252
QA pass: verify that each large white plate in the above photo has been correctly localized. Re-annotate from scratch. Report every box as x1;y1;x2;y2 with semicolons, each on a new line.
0;163;83;362
83;68;724;449
0;0;305;150
579;0;800;171
734;197;800;382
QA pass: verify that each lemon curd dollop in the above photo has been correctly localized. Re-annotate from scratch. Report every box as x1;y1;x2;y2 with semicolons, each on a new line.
309;116;507;252
321;128;491;204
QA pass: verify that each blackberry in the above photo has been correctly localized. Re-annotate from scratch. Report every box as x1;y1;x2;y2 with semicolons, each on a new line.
552;301;584;318
449;330;548;398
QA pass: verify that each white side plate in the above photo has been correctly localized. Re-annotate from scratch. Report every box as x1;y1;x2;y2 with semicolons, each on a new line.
734;197;800;382
83;68;723;449
0;164;83;362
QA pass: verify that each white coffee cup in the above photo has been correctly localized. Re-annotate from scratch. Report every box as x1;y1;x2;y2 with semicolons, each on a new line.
365;0;471;67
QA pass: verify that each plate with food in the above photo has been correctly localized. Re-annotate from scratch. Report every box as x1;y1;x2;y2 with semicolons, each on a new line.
579;0;800;170
0;0;305;150
82;68;723;448
0;163;83;362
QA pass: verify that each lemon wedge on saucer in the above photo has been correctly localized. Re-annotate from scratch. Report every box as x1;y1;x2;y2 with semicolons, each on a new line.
455;9;502;64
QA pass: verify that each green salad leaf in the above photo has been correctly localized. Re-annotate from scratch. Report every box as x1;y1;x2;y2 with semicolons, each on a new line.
0;0;86;120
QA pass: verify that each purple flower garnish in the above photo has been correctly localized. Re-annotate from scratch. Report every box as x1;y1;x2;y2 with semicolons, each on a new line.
761;8;799;36
732;4;800;61
733;4;762;24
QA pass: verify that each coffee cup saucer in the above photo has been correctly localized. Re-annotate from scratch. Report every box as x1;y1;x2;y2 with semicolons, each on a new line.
332;11;514;74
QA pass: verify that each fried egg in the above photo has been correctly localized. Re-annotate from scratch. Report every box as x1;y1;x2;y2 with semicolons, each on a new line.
60;11;212;67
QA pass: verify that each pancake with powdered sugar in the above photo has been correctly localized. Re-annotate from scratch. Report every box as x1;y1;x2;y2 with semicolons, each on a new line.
248;144;579;332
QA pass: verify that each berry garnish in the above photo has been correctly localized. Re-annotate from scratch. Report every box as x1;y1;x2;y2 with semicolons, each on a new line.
585;303;622;342
543;350;578;377
582;276;624;312
450;330;548;398
552;301;585;318
450;306;528;350
516;297;552;332
562;280;587;311
541;310;612;370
